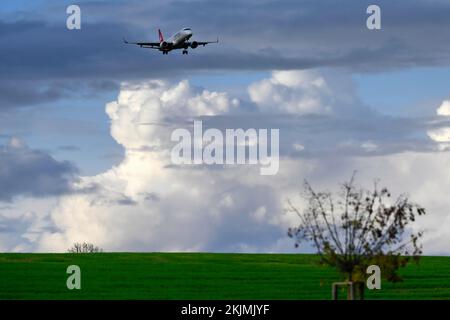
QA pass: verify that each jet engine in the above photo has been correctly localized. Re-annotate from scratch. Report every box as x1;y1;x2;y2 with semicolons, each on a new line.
160;41;169;49
190;41;198;49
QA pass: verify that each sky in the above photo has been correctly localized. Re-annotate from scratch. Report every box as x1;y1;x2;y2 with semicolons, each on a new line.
1;0;450;254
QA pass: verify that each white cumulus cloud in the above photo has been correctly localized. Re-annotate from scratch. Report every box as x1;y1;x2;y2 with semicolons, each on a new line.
248;70;362;115
437;100;450;116
428;100;450;143
3;71;449;255
36;80;286;252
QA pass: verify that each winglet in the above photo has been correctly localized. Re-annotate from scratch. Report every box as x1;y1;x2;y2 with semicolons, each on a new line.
123;37;129;44
158;29;164;43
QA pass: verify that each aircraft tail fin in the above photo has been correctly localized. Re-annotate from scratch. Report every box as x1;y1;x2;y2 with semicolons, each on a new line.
158;29;164;43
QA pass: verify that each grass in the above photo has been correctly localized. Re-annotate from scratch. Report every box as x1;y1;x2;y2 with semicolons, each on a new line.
0;253;449;300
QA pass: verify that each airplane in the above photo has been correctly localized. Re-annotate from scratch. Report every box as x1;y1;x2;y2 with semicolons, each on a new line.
123;28;218;55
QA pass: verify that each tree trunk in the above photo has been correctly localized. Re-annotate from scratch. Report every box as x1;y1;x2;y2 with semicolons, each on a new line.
347;274;354;300
357;282;365;300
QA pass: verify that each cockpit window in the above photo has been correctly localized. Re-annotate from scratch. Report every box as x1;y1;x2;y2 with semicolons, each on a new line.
183;28;191;31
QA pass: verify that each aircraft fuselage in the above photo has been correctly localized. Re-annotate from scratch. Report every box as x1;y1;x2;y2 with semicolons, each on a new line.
160;28;193;52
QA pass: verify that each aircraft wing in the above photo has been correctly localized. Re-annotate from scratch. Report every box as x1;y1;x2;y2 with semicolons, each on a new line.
123;38;160;48
192;37;219;46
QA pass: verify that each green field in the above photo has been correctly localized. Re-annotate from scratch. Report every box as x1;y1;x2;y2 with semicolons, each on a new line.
0;253;449;300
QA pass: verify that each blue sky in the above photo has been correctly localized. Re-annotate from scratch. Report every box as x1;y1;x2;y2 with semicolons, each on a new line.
1;0;450;254
354;67;450;116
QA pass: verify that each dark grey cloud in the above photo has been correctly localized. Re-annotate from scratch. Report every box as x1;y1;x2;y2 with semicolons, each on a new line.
0;80;68;109
2;0;450;109
0;78;119;109
1;0;450;80
0;139;78;201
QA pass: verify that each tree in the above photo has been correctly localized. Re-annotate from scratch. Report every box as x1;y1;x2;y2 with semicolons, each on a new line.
68;242;103;253
287;174;426;299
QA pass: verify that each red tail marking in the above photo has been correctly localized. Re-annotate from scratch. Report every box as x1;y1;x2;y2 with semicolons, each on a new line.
158;29;164;43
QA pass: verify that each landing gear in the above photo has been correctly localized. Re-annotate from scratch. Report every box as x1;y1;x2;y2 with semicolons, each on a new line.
162;51;168;55
182;49;189;55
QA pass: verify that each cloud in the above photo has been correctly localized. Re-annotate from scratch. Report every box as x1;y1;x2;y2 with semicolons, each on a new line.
23;72;450;254
0;137;78;202
428;128;450;143
0;80;67;109
248;70;362;115
2;1;450;254
0;211;37;252
428;100;450;143
34;79;283;252
2;0;450;111
2;0;450;85
0;79;118;109
0;197;59;252
104;79;240;150
437;100;450;116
